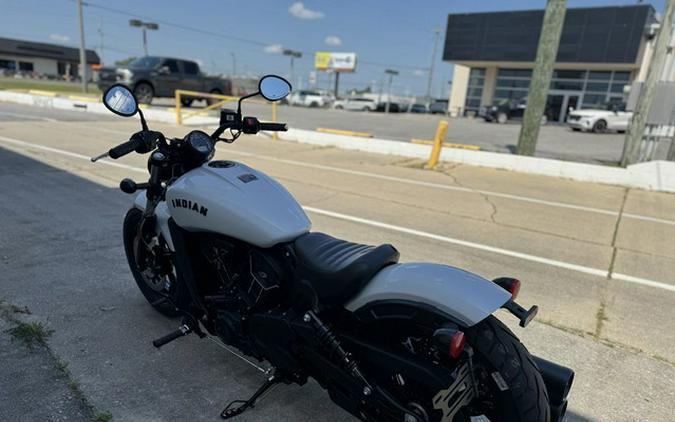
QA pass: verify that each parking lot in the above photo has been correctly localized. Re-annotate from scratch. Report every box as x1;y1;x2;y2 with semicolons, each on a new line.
159;98;628;165
1;102;675;421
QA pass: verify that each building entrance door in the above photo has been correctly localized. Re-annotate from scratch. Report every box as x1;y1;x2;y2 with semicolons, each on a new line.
547;91;582;123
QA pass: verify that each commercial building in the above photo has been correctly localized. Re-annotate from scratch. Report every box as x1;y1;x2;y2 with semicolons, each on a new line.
0;37;100;80
443;4;674;121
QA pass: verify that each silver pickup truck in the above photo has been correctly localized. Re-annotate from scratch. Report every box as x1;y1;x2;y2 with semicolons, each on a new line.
97;56;232;106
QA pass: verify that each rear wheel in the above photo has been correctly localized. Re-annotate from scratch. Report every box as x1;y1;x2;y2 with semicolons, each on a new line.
207;89;223;106
123;208;188;317
362;316;549;421
180;98;193;107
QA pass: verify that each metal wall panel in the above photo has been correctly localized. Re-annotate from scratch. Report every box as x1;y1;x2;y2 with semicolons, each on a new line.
443;5;654;64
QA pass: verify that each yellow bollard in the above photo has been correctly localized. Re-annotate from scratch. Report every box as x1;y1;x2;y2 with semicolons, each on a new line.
271;102;278;140
427;120;448;169
175;92;182;125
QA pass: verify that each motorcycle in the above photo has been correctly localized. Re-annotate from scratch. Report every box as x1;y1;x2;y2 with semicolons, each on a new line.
92;75;574;422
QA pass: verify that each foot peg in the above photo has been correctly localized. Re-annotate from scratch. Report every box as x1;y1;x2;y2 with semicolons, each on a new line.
152;324;191;348
221;373;285;419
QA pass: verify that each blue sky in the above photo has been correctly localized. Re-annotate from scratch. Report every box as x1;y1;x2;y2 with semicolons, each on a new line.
0;0;666;97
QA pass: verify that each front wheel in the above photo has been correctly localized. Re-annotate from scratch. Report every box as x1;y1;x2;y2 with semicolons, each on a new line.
365;316;550;421
123;208;188;317
133;82;154;104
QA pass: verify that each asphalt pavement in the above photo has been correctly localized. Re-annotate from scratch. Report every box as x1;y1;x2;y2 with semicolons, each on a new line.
1;102;674;421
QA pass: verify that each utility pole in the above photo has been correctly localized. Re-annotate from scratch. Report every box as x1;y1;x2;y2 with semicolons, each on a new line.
230;52;237;76
425;28;442;108
384;69;398;113
516;0;566;156
97;17;104;65
76;0;88;93
621;0;674;167
334;72;340;98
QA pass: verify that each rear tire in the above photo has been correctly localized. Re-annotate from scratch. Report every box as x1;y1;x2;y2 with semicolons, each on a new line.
123;208;188;317
207;89;223;106
464;316;550;422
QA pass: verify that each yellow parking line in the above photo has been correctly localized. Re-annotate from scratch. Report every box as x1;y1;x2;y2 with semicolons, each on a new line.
68;95;98;103
316;128;373;138
28;89;58;97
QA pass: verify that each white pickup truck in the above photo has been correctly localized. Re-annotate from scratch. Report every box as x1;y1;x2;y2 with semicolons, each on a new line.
567;103;632;133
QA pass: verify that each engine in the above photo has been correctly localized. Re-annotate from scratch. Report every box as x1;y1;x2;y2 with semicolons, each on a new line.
199;237;285;358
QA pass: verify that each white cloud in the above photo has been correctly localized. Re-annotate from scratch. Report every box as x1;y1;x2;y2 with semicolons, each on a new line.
413;69;427;77
289;2;324;20
49;34;69;43
324;36;342;46
263;44;283;54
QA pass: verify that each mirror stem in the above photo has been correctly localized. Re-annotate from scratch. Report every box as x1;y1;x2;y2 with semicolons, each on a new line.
237;91;260;117
138;108;149;132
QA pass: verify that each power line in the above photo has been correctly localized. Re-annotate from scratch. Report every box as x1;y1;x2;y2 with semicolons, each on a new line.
72;0;425;72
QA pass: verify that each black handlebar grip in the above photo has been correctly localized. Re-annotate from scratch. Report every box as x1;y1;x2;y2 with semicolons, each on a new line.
259;122;288;132
152;326;190;348
108;138;141;159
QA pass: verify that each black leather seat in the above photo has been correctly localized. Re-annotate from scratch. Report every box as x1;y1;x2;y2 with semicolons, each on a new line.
294;232;399;306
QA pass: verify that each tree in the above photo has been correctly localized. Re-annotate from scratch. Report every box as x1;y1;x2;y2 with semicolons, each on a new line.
114;57;137;66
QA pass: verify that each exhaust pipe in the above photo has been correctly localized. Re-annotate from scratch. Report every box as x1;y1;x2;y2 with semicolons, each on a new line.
532;356;574;422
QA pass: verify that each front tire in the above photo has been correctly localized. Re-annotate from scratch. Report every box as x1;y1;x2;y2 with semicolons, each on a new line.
592;119;607;133
496;112;508;124
123;208;188;317
133;82;154;104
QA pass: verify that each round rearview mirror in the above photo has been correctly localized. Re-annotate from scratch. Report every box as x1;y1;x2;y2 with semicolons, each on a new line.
103;84;138;117
258;75;292;102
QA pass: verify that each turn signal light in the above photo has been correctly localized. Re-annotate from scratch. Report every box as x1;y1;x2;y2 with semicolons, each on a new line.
493;277;521;300
433;327;466;359
449;330;466;359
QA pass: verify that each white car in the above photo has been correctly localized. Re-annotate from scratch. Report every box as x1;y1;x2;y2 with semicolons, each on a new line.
288;90;334;108
567;103;632;133
334;97;378;112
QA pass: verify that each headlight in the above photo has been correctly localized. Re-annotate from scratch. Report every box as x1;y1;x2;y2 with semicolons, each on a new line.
491;106;498;111
117;69;133;81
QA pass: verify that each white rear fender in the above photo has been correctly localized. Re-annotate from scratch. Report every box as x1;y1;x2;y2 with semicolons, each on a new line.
344;263;511;327
133;194;175;251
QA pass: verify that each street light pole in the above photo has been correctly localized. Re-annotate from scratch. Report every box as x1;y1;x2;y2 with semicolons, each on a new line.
425;28;442;108
231;52;237;76
130;20;159;57
283;49;302;86
384;69;399;113
76;0;88;93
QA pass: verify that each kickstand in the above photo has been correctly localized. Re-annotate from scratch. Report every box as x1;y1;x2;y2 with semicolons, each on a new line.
221;372;285;419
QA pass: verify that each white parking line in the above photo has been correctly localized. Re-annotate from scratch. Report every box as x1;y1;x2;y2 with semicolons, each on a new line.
0;111;58;122
1;134;673;293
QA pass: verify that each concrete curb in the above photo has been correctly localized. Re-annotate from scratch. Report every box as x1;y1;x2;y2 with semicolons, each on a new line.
2;90;674;192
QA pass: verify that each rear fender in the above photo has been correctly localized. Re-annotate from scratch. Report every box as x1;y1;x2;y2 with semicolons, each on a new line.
133;194;175;251
344;263;511;327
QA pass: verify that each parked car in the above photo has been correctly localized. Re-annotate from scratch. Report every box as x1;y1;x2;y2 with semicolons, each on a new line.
287;90;334;108
375;102;402;113
567;103;632;133
429;99;449;114
97;56;231;105
408;103;428;113
335;97;378;112
484;98;549;124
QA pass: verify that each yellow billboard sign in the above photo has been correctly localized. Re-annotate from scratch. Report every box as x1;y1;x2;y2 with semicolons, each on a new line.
315;52;357;72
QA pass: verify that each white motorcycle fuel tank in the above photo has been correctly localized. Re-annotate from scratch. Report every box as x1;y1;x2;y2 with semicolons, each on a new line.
165;160;311;247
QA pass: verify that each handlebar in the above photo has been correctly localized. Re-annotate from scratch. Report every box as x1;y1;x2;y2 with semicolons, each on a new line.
259;122;288;132
108;138;142;159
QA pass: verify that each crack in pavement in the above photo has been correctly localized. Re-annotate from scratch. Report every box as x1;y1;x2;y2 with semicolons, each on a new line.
436;164;499;224
594;187;629;339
